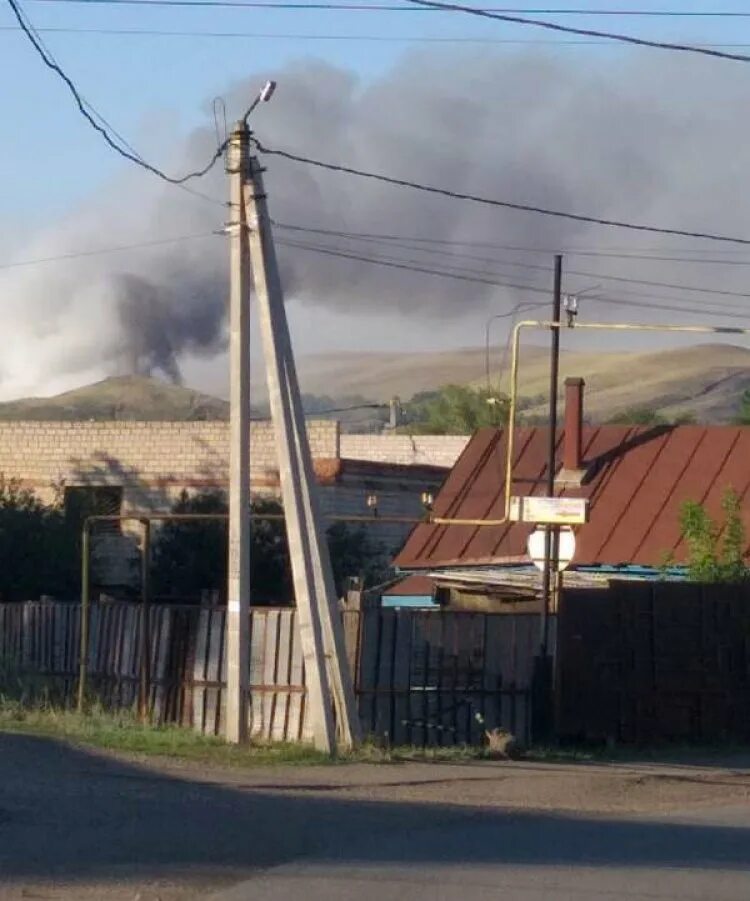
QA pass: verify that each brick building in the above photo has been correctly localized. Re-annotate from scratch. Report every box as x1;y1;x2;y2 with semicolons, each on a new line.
0;419;462;593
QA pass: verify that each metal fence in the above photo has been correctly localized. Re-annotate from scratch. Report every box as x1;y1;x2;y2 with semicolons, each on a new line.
558;581;750;745
0;600;537;746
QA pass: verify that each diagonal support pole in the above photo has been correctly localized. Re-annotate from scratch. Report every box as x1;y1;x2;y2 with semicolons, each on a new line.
243;153;360;751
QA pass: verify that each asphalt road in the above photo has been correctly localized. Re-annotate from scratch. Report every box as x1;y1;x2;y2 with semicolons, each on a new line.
214;803;750;901
2;732;750;900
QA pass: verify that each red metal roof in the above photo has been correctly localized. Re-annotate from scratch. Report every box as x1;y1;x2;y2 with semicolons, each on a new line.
383;574;436;597
395;425;750;570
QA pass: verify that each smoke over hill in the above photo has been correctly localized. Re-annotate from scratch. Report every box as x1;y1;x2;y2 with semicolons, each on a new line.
2;50;748;397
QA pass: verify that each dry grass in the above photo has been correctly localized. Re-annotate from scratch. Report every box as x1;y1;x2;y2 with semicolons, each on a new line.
0;700;486;767
294;343;750;423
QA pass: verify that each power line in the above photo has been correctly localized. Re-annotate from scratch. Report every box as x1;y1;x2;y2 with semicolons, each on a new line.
308;402;387;415
273;222;750;296
276;235;750;320
277;236;554;294
273;222;750;259
0;232;219;271
585;293;750;321
12;25;750;48
22;0;750;14
271;222;749;259
5;0;234;185
257;140;750;247
398;0;750;64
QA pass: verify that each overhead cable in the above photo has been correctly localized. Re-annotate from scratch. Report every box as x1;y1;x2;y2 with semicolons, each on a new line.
276;237;750;320
273;222;750;297
5;0;232;185
398;0;750;64
7;25;750;49
272;222;750;259
256;140;750;247
0;232;219;271
22;0;750;14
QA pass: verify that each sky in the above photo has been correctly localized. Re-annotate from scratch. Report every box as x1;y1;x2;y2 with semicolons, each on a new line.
3;0;750;399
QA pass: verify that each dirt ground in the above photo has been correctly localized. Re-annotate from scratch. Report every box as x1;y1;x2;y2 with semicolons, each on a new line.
2;734;750;901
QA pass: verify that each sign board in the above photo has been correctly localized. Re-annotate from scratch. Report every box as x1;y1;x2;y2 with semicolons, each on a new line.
527;526;576;572
509;495;589;525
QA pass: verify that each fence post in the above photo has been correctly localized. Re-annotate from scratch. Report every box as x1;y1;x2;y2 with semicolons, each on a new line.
76;522;91;713
138;519;152;724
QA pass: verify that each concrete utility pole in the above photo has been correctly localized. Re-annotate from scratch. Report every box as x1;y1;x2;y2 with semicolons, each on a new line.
225;121;251;744
244;153;361;752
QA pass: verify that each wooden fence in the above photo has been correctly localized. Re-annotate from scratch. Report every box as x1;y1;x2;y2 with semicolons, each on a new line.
0;601;539;746
558;581;750;745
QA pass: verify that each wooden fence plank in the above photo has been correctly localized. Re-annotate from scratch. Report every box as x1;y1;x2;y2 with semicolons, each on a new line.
0;600;536;748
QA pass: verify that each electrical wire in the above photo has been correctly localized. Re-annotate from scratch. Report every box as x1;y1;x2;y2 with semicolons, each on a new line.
7;26;750;49
5;0;236;185
273;222;750;260
256;139;750;247
271;222;750;261
250;401;388;421
585;293;750;320
398;0;750;64
273;222;750;300
22;0;750;14
277;237;553;293
306;402;388;415
0;232;219;271
276;236;750;320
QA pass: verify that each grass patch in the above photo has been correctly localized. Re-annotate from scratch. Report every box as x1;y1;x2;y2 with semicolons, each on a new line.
0;699;489;767
0;701;330;766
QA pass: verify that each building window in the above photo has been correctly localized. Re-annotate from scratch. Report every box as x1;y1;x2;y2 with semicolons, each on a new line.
64;486;123;534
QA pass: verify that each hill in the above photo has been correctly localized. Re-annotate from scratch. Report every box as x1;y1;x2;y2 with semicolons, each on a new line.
293;343;750;424
2;342;750;424
0;376;229;421
293;347;546;402
493;343;750;423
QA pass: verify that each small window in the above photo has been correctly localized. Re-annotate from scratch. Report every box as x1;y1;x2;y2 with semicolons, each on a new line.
64;486;123;534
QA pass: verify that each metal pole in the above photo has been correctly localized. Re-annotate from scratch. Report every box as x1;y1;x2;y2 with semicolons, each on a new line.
138;519;151;724
484;313;507;394
76;521;91;713
484;316;493;393
540;254;563;655
225;121;251;744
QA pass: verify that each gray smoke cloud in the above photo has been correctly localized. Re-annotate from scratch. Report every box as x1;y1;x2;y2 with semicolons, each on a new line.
2;48;750;398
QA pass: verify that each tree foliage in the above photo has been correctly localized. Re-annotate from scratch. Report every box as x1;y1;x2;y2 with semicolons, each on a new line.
402;384;510;435
607;407;695;426
0;478;80;601
733;389;750;426
151;490;388;603
679;488;748;583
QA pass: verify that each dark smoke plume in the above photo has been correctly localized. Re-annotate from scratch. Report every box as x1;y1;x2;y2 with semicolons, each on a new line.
2;49;750;396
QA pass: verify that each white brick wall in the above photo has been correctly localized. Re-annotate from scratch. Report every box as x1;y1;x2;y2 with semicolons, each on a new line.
0;420;340;506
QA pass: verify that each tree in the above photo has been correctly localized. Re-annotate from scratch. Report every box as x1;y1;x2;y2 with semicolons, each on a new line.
151;491;292;605
325;522;389;591
734;389;750;425
151;490;388;603
0;477;80;601
679;488;748;583
607;407;695;426
402;384;510;434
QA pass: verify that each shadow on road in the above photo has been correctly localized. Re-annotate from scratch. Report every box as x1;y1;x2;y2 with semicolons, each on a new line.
1;732;750;890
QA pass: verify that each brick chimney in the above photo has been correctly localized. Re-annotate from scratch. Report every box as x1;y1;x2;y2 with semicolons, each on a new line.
556;377;586;487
